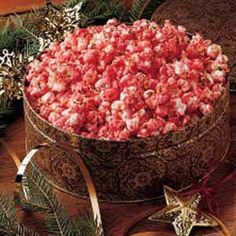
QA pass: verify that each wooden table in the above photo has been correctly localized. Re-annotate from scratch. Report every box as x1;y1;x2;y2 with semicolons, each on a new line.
0;0;63;15
0;0;133;15
0;94;235;236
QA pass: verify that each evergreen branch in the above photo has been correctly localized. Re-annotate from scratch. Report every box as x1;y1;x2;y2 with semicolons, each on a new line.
73;213;103;236
0;165;101;236
67;0;82;7
0;26;29;52
22;165;54;209
0;193;38;236
128;0;165;22
13;14;39;41
46;201;76;236
0;16;38;55
0;193;16;232
21;200;49;212
76;0;126;27
15;224;39;236
23;165;77;236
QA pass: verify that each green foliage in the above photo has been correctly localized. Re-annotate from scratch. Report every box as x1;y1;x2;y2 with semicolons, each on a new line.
0;27;28;52
0;158;105;235
128;0;165;22
22;164;83;236
67;0;82;7
46;202;75;236
11;14;40;56
76;0;126;27
0;17;39;56
0;164;102;235
73;214;104;236
0;193;16;233
0;193;38;236
0;17;37;134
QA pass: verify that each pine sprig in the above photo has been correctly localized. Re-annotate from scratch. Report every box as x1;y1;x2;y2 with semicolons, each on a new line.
128;0;165;22
0;22;30;52
73;214;104;236
22;164;101;236
0;163;102;235
22;164;54;210
0;193;16;231
22;164;76;236
46;202;76;236
74;0;126;27
0;193;38;236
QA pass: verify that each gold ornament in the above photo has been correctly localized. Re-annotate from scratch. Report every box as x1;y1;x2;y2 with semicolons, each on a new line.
0;49;30;101
0;1;82;103
148;186;218;236
36;0;82;52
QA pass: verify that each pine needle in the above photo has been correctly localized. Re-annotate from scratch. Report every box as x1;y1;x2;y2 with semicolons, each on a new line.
128;0;165;22
0;164;101;235
22;164;77;236
77;0;126;27
0;193;38;236
73;213;104;236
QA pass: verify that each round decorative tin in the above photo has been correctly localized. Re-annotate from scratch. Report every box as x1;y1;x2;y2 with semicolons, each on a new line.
24;85;231;202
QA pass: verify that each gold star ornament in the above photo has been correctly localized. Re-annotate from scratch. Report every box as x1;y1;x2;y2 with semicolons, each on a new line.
148;186;218;236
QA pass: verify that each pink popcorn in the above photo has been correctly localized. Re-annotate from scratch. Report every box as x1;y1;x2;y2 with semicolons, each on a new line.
126;117;140;132
175;98;187;116
173;61;189;75
199;103;213;115
66;113;81;126
118;128;130;140
207;44;222;59
145;94;157;110
155;105;169;118
41;91;55;104
211;70;226;83
163;122;177;134
26;19;228;140
137;119;160;138
111;100;125;111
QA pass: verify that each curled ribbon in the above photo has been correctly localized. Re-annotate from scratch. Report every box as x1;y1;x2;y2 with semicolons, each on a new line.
180;165;236;216
0;138;104;236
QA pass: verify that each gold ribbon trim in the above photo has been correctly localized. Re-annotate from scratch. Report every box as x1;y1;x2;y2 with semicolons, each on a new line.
0;138;21;169
0;138;104;235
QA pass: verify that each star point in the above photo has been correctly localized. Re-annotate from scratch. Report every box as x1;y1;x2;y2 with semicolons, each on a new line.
149;185;218;236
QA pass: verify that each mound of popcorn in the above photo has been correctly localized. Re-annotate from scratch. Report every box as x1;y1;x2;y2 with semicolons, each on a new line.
26;19;229;140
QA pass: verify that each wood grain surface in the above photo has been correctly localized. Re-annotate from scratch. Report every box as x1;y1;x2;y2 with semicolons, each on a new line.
0;0;133;15
0;0;63;15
